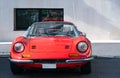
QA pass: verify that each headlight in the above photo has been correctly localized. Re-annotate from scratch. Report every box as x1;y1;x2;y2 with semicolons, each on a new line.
77;42;88;52
14;42;24;52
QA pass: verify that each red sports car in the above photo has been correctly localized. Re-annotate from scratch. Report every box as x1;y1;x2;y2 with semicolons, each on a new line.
9;21;94;74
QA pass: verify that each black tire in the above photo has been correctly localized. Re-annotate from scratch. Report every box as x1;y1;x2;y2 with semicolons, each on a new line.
10;62;23;74
80;62;91;74
77;62;91;74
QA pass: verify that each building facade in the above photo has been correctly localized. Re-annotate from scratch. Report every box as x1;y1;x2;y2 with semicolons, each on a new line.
0;0;120;42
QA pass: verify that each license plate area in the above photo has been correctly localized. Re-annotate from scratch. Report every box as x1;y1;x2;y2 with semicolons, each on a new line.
42;64;56;69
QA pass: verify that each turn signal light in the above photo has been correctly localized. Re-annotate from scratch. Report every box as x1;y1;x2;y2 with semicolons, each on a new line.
22;54;31;58
69;53;79;57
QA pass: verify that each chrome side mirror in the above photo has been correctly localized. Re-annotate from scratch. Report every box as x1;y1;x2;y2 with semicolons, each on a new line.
78;31;86;37
82;32;86;37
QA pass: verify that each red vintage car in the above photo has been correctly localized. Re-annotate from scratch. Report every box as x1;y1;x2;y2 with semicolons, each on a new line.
9;21;94;74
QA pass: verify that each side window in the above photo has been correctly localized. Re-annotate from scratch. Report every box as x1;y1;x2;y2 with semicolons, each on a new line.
14;8;64;31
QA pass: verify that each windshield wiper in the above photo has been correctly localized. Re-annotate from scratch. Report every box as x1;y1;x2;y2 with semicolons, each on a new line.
37;34;48;37
30;34;36;36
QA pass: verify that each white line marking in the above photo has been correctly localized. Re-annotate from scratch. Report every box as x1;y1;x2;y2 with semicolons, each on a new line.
0;42;12;44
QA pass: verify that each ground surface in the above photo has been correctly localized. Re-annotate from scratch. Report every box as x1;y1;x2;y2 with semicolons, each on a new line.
0;57;120;78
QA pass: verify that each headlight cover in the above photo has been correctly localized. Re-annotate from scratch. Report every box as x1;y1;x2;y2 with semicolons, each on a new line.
77;42;88;52
14;42;24;52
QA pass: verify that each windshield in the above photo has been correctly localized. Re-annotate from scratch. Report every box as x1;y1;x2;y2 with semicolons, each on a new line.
26;22;79;37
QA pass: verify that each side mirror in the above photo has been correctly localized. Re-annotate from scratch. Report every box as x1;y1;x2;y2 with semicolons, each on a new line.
82;32;86;37
78;31;86;37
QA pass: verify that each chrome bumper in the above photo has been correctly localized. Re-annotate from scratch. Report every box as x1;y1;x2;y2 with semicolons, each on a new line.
66;57;94;63
9;59;33;63
9;57;94;64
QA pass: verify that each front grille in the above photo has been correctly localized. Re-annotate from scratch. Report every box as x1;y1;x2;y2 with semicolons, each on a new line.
33;59;67;64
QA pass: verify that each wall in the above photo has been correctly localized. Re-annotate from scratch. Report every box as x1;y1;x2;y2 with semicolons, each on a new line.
1;0;120;57
0;0;120;42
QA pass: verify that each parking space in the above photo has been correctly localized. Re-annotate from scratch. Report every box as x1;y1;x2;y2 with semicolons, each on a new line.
0;43;120;78
0;57;120;78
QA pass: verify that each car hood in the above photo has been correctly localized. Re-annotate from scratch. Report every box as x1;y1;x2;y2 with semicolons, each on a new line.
29;36;73;53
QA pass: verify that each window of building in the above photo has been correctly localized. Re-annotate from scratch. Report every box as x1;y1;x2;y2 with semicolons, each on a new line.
14;8;64;31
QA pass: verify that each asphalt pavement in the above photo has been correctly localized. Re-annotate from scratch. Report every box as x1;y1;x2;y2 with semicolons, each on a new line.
0;57;120;78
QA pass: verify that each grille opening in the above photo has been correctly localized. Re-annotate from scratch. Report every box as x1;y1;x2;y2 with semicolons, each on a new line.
33;59;67;63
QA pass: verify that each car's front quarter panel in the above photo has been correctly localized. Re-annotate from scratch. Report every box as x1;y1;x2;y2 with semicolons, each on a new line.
72;36;92;58
10;36;30;60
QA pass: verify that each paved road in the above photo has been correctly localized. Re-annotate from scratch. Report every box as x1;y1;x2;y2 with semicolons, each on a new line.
0;57;120;78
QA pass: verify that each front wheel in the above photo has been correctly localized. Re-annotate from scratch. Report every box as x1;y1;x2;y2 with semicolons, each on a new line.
10;62;23;74
80;62;91;74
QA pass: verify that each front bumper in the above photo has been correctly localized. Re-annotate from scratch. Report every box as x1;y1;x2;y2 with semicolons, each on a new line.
9;57;94;64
